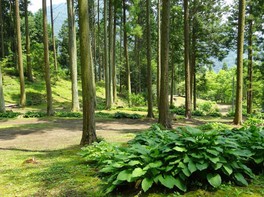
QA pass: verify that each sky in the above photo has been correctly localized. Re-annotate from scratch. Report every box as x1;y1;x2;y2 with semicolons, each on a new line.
29;0;66;13
29;0;234;13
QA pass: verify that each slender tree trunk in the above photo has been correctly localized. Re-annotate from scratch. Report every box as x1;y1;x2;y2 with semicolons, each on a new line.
158;0;171;129
0;64;4;112
0;0;4;58
157;0;161;106
50;0;58;72
184;0;191;119
97;0;101;81
170;63;175;107
123;0;131;106
108;0;113;108
119;16;123;93
146;0;154;118
15;0;26;107
113;2;117;103
25;0;33;82
104;0;110;109
234;0;246;125
247;6;253;114
92;1;97;82
67;0;80;112
43;0;53;116
78;0;97;145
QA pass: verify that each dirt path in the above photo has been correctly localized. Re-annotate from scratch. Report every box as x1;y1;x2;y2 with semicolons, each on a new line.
0;118;155;151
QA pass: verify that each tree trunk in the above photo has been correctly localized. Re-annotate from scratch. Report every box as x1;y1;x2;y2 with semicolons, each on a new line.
0;0;5;113
247;6;253;114
184;0;191;119
234;0;246;125
25;0;33;82
50;0;58;72
0;0;4;58
43;0;53;116
92;1;97;82
158;0;171;129
97;0;101;81
146;0;154;118
170;62;174;107
78;0;97;145
123;0;131;106
112;2;117;103
67;0;80;112
15;0;26;107
0;64;4;113
157;0;161;106
108;0;113;108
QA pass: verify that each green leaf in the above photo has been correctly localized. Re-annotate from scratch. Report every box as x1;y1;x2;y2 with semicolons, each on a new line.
222;164;233;175
196;162;209;171
174;177;187;192
208;156;220;164
131;168;146;178
188;160;197;173
142;178;154;192
234;173;248;186
117;170;131;181
158;175;176;189
182;167;191;177
173;146;187;152
213;163;222;170
128;160;141;166
207;173;222;188
206;149;220;156
149;161;163;168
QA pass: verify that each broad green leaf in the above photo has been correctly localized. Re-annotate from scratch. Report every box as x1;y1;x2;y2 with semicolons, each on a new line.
191;153;203;159
182;167;191;177
206;149;220;156
213;163;222;170
112;162;124;168
158;175;176;189
207;173;222;188
188;160;197;173
234;173;248;186
254;157;264;164
128;160;141;166
222;164;233;175
117;170;131;181
142;178;154;192
173;146;187;152
174;178;187;192
196;162;209;171
149;161;163;168
208;157;220;164
131;168;146;178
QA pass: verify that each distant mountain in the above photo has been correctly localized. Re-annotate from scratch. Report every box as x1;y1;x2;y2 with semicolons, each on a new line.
212;51;236;72
47;3;67;38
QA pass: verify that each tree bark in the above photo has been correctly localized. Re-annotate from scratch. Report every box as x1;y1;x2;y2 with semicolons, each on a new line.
0;0;5;113
184;0;191;119
123;0;131;106
170;63;174;107
234;0;246;125
0;0;4;58
113;2;117;103
97;0;101;81
15;0;26;107
43;0;53;116
157;0;161;106
108;0;113;108
158;0;171;129
50;0;58;72
146;0;154;118
247;5;253;114
67;0;80;112
25;0;33;82
78;0;97;145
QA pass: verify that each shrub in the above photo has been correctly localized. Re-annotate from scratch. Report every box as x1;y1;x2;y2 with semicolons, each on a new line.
130;93;146;106
170;105;185;115
207;111;222;117
55;111;82;118
113;112;142;119
192;110;204;116
197;122;231;131
95;125;261;194
243;116;263;127
23;111;46;118
0;111;21;118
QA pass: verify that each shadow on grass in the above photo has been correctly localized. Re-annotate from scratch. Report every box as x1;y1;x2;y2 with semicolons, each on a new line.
0;145;105;197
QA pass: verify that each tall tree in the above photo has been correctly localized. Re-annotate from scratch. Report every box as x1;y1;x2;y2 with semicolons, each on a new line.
97;0;101;81
104;0;111;109
78;0;97;145
123;0;131;106
157;0;161;106
184;0;191;119
112;2;117;103
246;4;253;114
108;0;113;107
50;0;58;71
146;0;154;118
67;0;80;112
234;0;246;125
158;0;171;128
25;0;33;82
43;0;53;116
0;0;4;113
15;0;26;107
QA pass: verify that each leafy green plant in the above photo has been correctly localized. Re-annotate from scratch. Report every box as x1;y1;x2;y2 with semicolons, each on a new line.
113;112;142;119
197;122;231;131
97;125;259;194
207;111;222;117
0;111;21;118
23;111;46;118
192;110;204;116
243;116;263;127
170;105;185;115
130;93;146;106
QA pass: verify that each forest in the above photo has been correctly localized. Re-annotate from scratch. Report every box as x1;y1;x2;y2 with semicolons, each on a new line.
0;0;263;196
